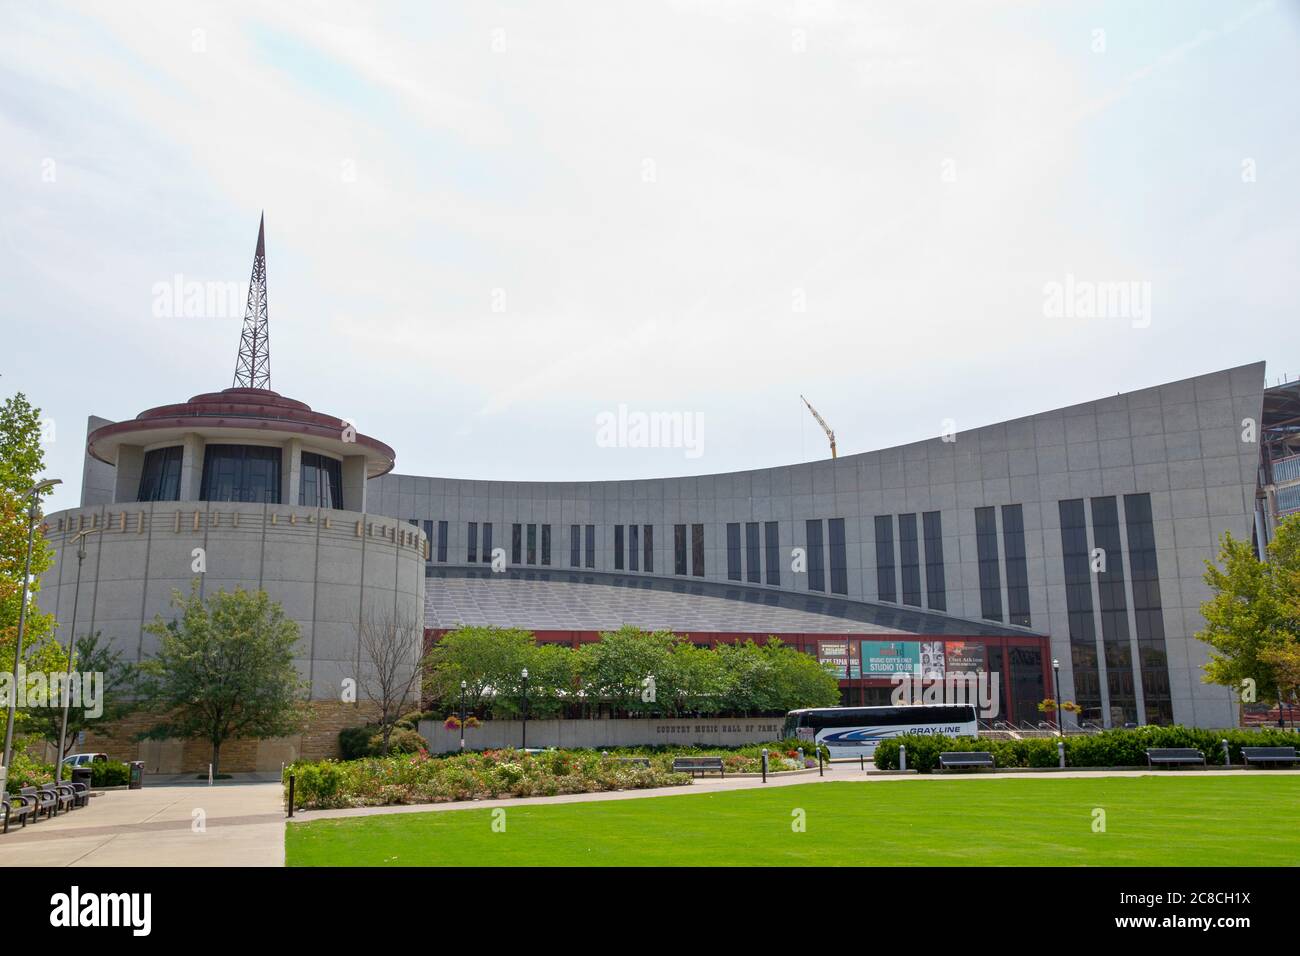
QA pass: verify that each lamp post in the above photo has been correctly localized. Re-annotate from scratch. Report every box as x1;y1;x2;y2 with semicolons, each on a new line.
520;667;529;750
2;478;62;779
459;679;467;752
1052;658;1063;736
56;528;100;783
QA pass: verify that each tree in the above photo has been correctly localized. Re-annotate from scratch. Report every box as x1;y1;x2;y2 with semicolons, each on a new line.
576;626;679;716
1;392;62;684
424;625;537;714
1198;516;1300;718
25;631;137;759
357;606;425;755
138;583;308;775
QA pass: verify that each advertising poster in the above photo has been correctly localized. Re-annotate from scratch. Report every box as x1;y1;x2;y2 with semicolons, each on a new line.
860;640;921;675
817;640;860;678
945;641;987;672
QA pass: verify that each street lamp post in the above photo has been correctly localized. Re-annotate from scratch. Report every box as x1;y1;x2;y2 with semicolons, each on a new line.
459;679;467;752
56;528;100;783
1052;658;1063;736
2;478;62;780
520;667;529;750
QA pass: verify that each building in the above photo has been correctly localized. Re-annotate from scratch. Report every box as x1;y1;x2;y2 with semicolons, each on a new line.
34;221;1285;769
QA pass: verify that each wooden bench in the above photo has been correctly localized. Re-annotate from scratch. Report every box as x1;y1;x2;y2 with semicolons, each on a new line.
2;793;36;833
671;756;725;778
939;751;995;771
1241;746;1299;768
1145;747;1205;767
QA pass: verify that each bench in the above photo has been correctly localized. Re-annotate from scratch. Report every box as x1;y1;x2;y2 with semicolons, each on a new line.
1145;747;1205;767
40;784;75;815
1241;746;1299;768
939;751;995;771
20;786;57;820
671;756;725;778
2;794;37;833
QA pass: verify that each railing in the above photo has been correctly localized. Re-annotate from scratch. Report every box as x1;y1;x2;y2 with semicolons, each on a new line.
1272;454;1300;484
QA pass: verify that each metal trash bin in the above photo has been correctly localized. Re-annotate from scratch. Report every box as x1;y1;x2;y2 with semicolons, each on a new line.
71;766;93;789
128;760;144;789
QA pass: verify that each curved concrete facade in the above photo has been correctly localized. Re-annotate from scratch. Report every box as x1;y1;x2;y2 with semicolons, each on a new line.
370;362;1269;729
38;501;426;701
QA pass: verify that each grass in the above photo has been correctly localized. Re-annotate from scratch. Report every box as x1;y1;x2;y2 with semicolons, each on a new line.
285;775;1300;866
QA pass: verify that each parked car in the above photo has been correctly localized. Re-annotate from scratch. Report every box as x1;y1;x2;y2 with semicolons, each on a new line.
61;753;109;768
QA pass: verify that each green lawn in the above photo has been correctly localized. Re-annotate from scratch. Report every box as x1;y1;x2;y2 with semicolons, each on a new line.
285;776;1300;866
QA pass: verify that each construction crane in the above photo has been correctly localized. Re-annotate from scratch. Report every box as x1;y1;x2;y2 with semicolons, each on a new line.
800;395;837;459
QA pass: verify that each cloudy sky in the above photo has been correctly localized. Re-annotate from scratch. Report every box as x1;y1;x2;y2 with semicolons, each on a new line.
2;0;1297;513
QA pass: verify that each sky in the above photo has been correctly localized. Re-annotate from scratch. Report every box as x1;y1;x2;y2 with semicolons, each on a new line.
1;0;1298;514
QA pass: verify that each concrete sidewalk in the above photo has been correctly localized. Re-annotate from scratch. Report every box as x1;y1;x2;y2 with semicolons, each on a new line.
0;782;284;866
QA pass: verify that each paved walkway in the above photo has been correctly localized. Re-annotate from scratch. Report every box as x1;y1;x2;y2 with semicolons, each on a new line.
289;765;1300;823
0;781;284;866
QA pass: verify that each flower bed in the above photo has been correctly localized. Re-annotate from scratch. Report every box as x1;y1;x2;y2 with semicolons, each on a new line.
285;740;828;809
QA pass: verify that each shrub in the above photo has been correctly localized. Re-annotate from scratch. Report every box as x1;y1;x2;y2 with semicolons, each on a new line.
90;760;131;787
4;751;53;794
873;725;1300;771
339;726;375;761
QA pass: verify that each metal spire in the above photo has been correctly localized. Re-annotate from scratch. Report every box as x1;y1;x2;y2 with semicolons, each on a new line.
232;213;271;389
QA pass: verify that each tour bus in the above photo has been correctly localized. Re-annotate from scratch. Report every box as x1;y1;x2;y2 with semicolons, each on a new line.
783;704;978;757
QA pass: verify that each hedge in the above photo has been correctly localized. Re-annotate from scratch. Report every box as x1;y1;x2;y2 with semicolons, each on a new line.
872;726;1300;772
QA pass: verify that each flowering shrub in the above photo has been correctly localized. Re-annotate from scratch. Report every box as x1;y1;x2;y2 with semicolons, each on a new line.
4;751;53;794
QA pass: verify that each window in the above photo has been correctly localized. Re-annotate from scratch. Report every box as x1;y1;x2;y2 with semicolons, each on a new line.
615;525;625;570
300;452;343;509
467;522;478;563
527;524;537;565
745;522;762;584
806;519;825;592
1124;493;1171;725
922;511;946;611
643;525;654;573
899;513;921;607
1060;499;1101;723
765;522;780;586
675;524;687;575
691;524;705;576
512;524;522;565
137;446;182;502
585;525;595;569
874;516;896;602
200;444;280;503
828;518;848;595
570;525;581;567
437;521;448;562
422;520;434;563
1001;504;1030;626
628;524;639;571
1092;496;1135;726
482;523;493;564
726;523;742;581
975;506;1002;622
541;524;551;566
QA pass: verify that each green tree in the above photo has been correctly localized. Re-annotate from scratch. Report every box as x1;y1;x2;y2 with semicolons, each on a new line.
576;626;679;716
1;392;62;682
1198;515;1300;717
138;583;308;775
25;631;137;759
424;625;537;714
761;637;841;712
